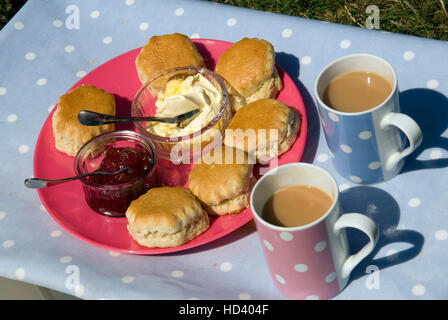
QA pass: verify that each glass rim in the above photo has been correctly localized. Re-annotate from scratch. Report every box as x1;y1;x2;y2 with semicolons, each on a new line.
131;66;229;142
250;162;340;232
314;53;398;117
74;130;157;189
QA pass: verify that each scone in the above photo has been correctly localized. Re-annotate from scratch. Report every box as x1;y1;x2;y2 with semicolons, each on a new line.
52;85;116;156
215;37;283;112
135;33;205;92
126;186;209;248
188;146;256;216
224;99;300;162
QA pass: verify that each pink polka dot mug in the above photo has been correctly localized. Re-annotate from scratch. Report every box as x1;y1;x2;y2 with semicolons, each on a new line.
250;162;379;300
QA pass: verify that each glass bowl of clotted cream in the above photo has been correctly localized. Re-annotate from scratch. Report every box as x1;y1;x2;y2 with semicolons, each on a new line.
131;66;231;163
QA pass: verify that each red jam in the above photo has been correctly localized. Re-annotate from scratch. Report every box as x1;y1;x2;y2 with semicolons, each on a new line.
89;147;153;185
84;147;157;217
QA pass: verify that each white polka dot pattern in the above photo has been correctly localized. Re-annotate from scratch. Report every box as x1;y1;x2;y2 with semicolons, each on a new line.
325;272;336;283
435;230;448;240
15;268;26;280
328;112;339;122
36;78;47;86
314;241;327;252
175;8;184;16
171;270;184;278
340;144;352;154
301;56;311;65
220;262;232;272
238;293;251;300
279;232;293;241
403;51;415;61
7;114;18;122
76;70;87;78
14;22;24;30
408;198;421;208
18;145;29;154
368;161;381;170
90;11;100;19
275;274;286;284
53;20;63;27
121;276;134;283
426;80;439;89
350;176;362;183
139;22;148;31
340;39;351;49
25;52;35;60
429;149;443;159
317;154;329;163
412;284;426;296
263;240;274;251
2;240;14;248
282;29;292;38
226;18;237;27
358;131;372;140
294;264;308;272
60;256;72;263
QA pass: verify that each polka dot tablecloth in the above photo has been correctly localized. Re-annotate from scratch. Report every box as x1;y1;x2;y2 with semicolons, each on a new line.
1;0;447;300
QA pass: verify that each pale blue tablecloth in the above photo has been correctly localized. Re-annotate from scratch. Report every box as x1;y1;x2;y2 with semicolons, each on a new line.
1;0;447;299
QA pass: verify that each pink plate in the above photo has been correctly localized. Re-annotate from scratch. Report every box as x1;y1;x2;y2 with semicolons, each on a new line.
34;39;308;254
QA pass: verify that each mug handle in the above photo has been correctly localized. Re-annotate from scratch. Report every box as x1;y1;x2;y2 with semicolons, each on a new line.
380;112;423;171
333;213;379;279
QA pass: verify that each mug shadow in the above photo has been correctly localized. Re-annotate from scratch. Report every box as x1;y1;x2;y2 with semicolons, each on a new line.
276;52;320;164
399;88;448;173
160;220;257;256
339;186;425;283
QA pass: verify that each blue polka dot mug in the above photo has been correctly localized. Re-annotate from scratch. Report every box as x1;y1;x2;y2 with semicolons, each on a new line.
314;54;423;184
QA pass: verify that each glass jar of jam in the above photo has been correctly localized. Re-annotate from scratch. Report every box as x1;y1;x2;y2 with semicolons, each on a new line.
74;130;157;217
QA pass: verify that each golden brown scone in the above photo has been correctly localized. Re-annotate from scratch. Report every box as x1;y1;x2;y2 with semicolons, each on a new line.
215;38;283;112
224;99;300;162
52;85;115;156
188;146;255;216
135;33;205;92
126;186;209;248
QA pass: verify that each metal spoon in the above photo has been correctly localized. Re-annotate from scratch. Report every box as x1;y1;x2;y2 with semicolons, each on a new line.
24;167;129;189
77;109;200;128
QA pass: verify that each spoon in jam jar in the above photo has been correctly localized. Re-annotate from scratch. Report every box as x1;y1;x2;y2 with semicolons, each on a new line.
24;167;129;189
77;109;200;128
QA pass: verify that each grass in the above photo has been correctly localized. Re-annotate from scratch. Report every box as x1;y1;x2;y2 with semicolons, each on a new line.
208;0;448;41
1;0;447;41
0;0;26;29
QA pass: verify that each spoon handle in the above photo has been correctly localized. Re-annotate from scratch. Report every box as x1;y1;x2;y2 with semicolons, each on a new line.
77;110;178;126
24;167;128;189
24;176;81;188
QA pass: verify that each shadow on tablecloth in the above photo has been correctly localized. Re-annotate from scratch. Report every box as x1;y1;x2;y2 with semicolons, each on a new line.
163;220;257;256
400;88;448;173
276;51;320;164
340;186;424;284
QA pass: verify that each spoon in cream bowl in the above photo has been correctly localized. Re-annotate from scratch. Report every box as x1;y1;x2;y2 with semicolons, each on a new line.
77;109;200;128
